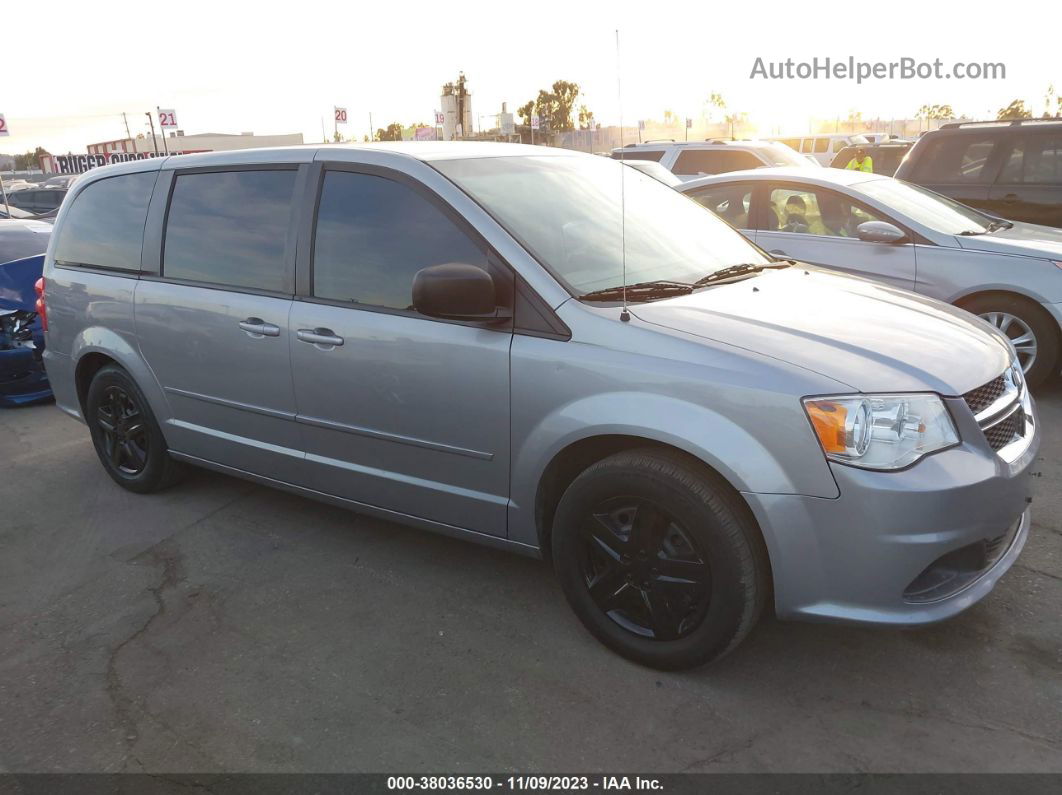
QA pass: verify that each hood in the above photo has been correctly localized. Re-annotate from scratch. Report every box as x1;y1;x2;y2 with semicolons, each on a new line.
631;267;1012;395
956;221;1062;259
0;255;45;312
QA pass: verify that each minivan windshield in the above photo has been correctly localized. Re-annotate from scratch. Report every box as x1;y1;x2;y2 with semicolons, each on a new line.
857;178;994;235
434;154;771;297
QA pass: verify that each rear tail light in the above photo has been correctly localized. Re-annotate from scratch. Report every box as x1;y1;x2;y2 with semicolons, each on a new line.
34;277;47;332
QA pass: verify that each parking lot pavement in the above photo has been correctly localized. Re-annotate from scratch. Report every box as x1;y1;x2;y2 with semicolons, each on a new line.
0;387;1059;775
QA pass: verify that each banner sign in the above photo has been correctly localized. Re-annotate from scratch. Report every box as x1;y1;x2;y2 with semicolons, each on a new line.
41;150;204;174
414;126;436;141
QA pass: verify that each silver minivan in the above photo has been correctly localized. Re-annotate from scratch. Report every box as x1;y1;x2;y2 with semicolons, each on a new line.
40;143;1038;670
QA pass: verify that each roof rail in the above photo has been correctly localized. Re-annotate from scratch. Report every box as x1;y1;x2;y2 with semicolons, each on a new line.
705;138;730;144
939;118;1062;129
642;138;675;143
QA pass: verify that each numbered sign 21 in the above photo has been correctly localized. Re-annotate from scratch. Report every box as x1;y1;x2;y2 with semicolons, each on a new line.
334;107;348;124
158;109;178;129
0;113;8;137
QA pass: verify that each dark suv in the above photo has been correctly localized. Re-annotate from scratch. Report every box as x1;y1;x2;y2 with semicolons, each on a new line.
896;119;1062;228
5;187;68;215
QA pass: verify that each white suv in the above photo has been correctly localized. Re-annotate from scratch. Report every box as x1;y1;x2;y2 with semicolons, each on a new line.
610;140;812;181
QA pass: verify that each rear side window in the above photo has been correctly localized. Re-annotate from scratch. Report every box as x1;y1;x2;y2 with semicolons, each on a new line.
53;172;155;271
998;134;1062;184
909;135;997;183
163;169;296;293
610;150;666;162
814;138;830;153
687;183;755;228
312;170;488;312
673;150;762;175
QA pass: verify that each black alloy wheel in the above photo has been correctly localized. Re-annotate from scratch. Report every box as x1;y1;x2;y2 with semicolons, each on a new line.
582;497;711;641
86;364;185;493
95;384;149;475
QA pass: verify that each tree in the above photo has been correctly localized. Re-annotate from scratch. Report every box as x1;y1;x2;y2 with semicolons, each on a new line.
519;80;585;134
375;123;404;142
916;104;954;120
997;99;1032;120
13;147;48;170
577;105;595;130
1044;84;1060;119
517;100;534;126
707;92;726;121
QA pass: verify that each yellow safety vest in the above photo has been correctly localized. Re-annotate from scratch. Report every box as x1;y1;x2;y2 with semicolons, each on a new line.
846;156;873;173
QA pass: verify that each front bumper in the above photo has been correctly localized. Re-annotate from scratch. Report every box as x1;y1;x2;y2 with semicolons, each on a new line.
744;395;1039;626
0;347;52;407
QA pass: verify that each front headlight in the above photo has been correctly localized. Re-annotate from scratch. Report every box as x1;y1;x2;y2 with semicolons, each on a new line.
803;393;959;470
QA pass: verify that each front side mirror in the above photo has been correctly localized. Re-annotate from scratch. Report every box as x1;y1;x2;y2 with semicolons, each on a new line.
856;221;908;244
412;263;505;321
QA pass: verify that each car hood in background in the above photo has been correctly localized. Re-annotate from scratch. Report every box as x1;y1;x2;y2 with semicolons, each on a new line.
0;255;45;312
955;221;1062;259
631;267;1011;395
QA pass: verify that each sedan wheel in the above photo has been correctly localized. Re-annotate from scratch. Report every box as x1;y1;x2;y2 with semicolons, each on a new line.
978;311;1037;374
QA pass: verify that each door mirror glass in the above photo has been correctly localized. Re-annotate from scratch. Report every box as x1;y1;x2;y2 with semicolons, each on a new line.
856;221;908;244
412;263;502;321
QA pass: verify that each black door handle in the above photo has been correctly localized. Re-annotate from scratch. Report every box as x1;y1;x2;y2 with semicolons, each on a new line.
769;249;787;256
1001;193;1019;204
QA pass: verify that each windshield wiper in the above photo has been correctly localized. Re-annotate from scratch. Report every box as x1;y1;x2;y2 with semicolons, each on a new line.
579;280;696;302
986;219;1013;232
694;262;789;286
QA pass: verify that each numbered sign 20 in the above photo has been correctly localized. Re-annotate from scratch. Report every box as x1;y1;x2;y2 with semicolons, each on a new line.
334;107;348;124
0;114;8;137
158;109;178;129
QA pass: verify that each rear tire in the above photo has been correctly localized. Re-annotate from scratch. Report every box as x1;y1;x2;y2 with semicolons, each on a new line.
85;365;185;493
961;294;1060;388
551;448;769;670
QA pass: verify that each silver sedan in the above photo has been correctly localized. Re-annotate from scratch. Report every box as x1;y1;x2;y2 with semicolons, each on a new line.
679;167;1062;385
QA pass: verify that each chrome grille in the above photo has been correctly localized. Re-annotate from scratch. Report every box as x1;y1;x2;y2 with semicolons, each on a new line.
963;375;1006;415
983;409;1025;451
966;364;1033;462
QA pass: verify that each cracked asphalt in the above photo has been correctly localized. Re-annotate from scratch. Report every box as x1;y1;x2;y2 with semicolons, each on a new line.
1;383;1060;774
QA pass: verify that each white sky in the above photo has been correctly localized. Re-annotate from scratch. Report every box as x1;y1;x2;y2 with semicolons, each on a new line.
3;0;1059;153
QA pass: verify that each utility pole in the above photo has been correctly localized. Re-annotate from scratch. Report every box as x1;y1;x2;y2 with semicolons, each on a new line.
156;107;169;154
122;112;132;140
369;112;374;141
145;112;159;156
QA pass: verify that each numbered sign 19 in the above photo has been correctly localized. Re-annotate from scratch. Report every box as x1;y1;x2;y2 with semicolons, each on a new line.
0;113;8;137
531;115;540;131
434;111;445;125
158;109;178;129
334;107;348;124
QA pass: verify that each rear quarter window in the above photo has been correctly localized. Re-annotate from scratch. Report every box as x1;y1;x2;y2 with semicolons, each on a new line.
610;150;666;162
53;172;157;271
908;135;998;183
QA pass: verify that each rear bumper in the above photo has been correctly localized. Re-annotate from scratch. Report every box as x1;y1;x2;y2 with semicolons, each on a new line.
40;349;81;419
0;348;51;407
744;399;1039;626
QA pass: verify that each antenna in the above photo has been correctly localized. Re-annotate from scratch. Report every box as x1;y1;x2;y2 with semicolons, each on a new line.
616;29;630;322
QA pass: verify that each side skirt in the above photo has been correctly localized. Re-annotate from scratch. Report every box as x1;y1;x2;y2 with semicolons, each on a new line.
167;450;542;560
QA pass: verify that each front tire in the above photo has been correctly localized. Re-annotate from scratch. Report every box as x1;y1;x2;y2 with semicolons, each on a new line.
85;365;185;493
551;449;769;670
962;294;1060;388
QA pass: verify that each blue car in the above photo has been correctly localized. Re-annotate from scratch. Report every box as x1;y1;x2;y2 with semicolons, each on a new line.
0;219;52;406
